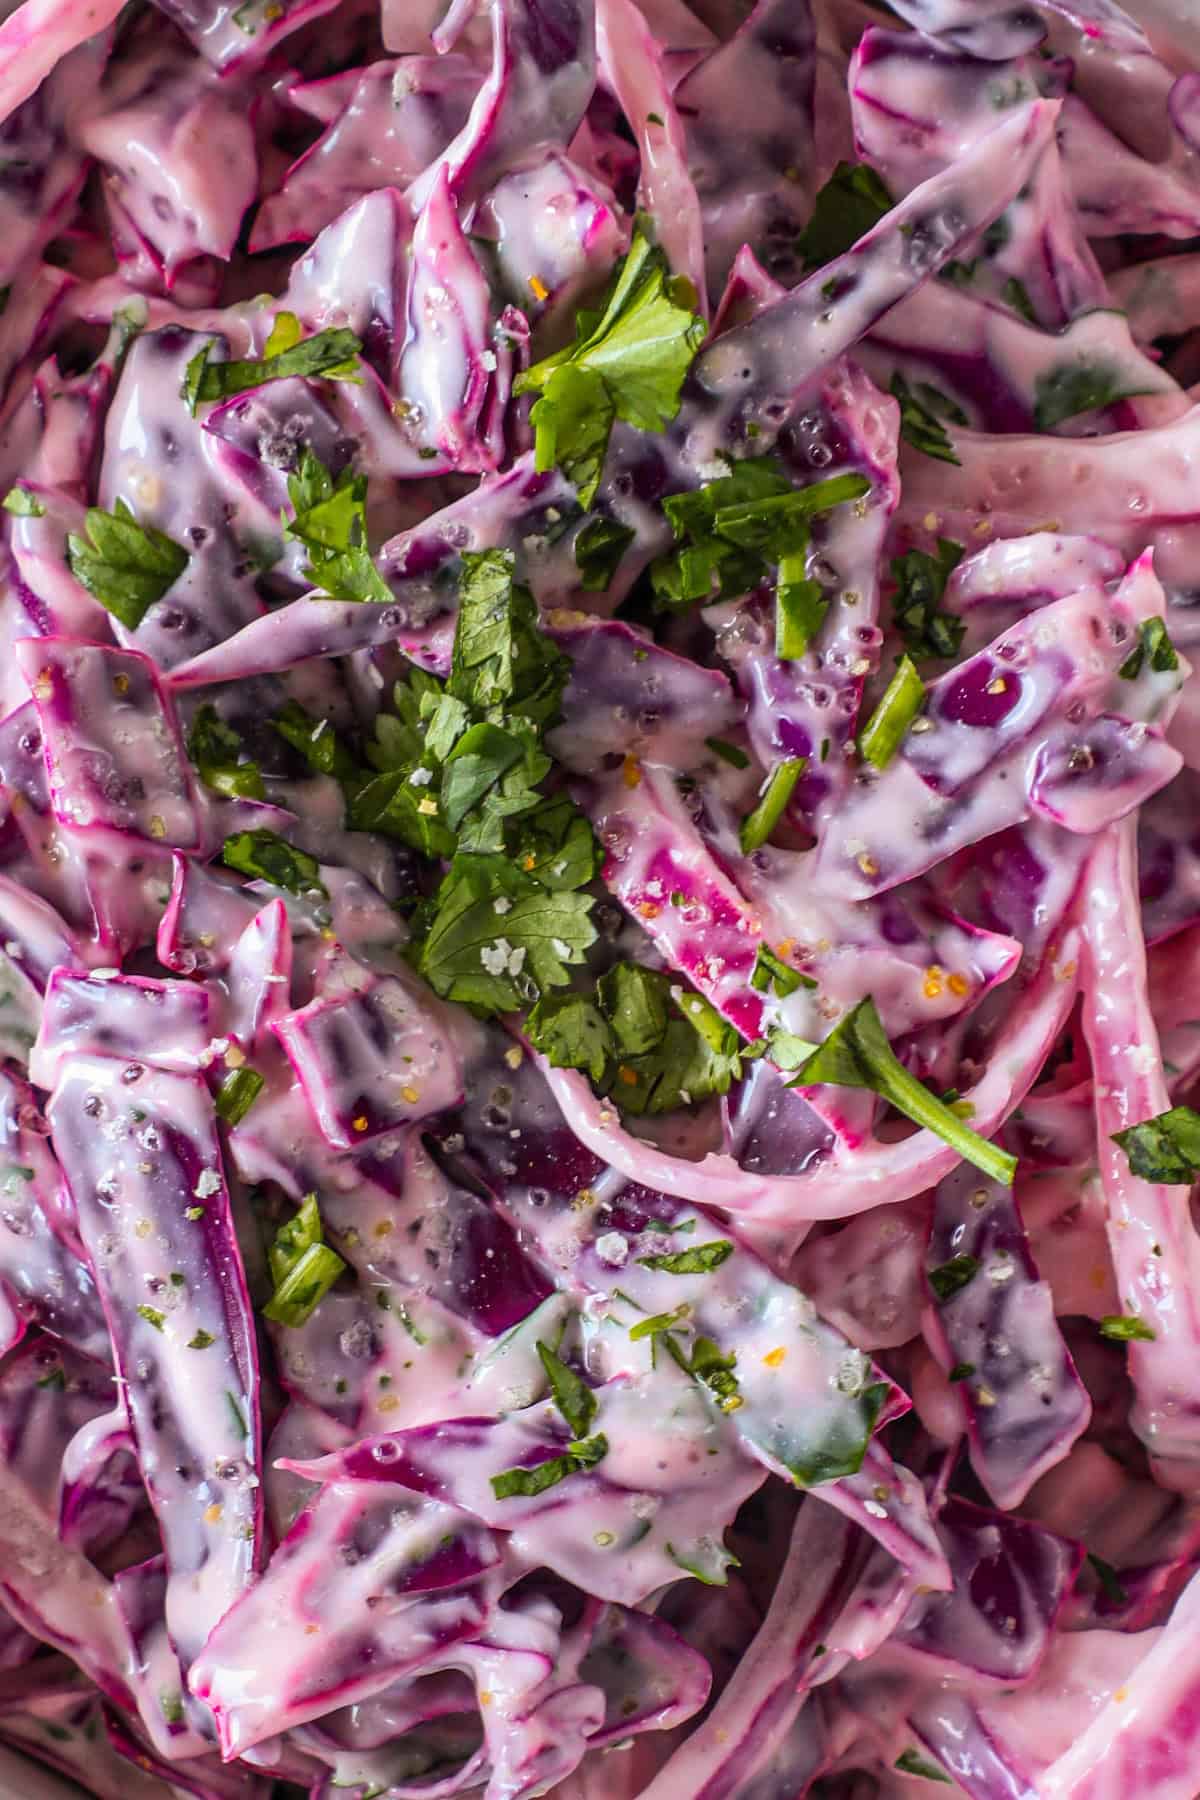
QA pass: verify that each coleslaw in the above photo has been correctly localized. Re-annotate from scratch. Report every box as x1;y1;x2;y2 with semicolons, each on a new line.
2;0;1200;1795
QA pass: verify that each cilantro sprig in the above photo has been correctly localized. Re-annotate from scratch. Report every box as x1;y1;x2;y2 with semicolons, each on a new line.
67;499;188;630
515;224;705;505
791;997;1016;1185
285;450;392;604
184;314;361;413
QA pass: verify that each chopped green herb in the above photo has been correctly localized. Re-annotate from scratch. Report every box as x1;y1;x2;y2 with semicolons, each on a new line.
263;1242;347;1328
1004;276;1037;323
490;1432;609;1499
137;1305;165;1330
526;992;613;1083
222;829;326;898
638;1239;733;1275
36;1366;66;1390
1117;616;1180;681
516;224;704;504
159;1690;185;1726
215;1066;264;1127
890;373;963;466
536;1340;597;1437
948;1361;976;1382
186;323;362;410
1112;1103;1200;1183
796;161;892;269
1033;359;1153;431
895;1748;952;1783
268;1193;324;1287
3;485;45;517
791;997;1016;1186
187;704;265;801
284;450;392;605
574;515;636;590
598;961;669;1057
740;757;806;853
928;1254;981;1301
859;655;924;769
188;1329;216;1350
890;539;965;661
750;944;805;998
776;572;829;658
706;736;750;769
1099;1314;1156;1343
67;499;189;630
225;1390;249;1439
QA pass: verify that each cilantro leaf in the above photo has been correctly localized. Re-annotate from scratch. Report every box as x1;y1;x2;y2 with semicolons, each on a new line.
928;1254;981;1301
598;961;669;1056
1099;1314;1156;1343
516;224;704;499
272;699;361;784
796;161;893;269
417;867;596;1012
526;992;613;1082
1117;617;1179;681
1033;358;1154;431
490;1433;608;1499
67;499;188;629
222;829;326;898
890;373;964;465
1112;1103;1200;1182
638;1239;733;1274
187;704;265;800
889;540;965;661
537;1340;597;1437
186;322;362;410
449;550;569;727
348;770;457;857
285;451;391;604
792;997;1016;1186
575;515;636;590
509;800;601;892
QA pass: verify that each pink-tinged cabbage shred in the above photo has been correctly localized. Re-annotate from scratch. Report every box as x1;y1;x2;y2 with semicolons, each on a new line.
3;0;1200;1796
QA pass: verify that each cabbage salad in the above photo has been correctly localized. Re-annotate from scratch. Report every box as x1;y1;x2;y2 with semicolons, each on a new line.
6;0;1200;1794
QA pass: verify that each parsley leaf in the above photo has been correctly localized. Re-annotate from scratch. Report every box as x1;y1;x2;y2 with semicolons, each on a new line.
272;699;360;784
450;550;570;726
490;1433;608;1499
67;499;188;629
928;1254;981;1301
791;997;1016;1186
537;1339;597;1437
890;373;964;465
1117;617;1179;681
597;961;669;1056
187;704;265;800
1112;1103;1200;1183
575;515;636;590
516;224;704;503
222;829;326;898
185;321;362;411
284;451;391;604
1034;359;1153;431
796;161;893;269
889;540;965;661
1099;1314;1156;1343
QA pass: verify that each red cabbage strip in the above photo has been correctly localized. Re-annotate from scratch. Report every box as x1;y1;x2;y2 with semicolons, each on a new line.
1080;818;1200;1486
190;1476;503;1755
923;1167;1090;1508
595;0;704;307
683;99;1058;466
634;1500;858;1800
0;1067;108;1360
47;1055;262;1662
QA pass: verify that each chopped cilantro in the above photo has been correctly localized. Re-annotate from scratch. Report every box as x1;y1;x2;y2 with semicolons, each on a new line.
638;1239;733;1275
890;373;964;465
1099;1314;1156;1343
221;830;326;898
284;450;391;604
490;1432;608;1499
796;161;892;269
1112;1103;1200;1182
187;704;265;800
889;539;965;661
537;1339;597;1437
185;320;361;411
3;485;45;517
928;1254;981;1301
1118;617;1179;681
895;1748;952;1782
67;499;188;629
791;997;1016;1186
1034;359;1154;431
575;515;636;590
